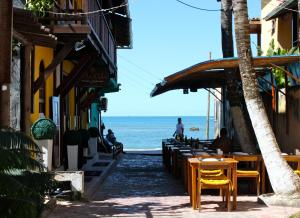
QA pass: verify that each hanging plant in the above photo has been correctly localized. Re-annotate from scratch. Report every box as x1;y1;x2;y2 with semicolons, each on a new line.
25;0;54;16
31;118;57;140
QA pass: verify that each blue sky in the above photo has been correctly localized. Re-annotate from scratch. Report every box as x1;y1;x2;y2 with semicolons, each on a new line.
104;0;261;116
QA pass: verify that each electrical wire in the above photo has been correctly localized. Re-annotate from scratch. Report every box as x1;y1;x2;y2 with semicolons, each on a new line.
118;54;164;81
175;0;221;12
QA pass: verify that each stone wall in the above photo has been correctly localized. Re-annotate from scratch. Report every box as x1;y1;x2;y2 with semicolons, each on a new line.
10;46;21;130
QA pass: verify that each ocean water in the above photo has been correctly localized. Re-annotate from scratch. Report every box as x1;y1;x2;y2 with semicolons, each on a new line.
102;116;215;151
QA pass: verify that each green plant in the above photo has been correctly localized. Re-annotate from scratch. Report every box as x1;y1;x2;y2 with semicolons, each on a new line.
0;128;55;218
64;130;81;146
31;118;57;140
266;39;300;88
88;127;100;138
25;0;54;16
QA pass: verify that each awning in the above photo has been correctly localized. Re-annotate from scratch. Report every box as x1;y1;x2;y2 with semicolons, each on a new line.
264;0;296;21
109;13;132;48
150;55;300;97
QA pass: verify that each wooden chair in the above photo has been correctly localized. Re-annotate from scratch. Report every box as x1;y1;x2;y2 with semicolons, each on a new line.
283;155;300;176
232;155;262;196
197;161;232;211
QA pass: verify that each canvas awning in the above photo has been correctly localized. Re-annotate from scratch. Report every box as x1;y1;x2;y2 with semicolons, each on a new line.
264;0;296;21
150;55;300;97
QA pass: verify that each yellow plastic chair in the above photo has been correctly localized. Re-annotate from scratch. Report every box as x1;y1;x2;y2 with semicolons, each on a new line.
232;155;261;196
197;166;232;211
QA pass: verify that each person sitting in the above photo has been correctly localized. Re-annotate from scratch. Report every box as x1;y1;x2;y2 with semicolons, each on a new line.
105;129;124;154
106;129;116;144
212;128;232;154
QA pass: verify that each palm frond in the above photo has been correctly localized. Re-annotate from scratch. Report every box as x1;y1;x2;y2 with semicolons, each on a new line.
0;128;56;217
0;128;45;172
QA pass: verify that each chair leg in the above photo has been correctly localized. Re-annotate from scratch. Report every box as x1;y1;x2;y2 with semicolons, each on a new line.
198;183;202;211
220;188;224;202
226;187;231;211
257;177;260;196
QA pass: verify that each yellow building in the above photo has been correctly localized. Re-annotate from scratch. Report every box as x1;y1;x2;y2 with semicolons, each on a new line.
27;0;131;168
260;0;300;153
261;0;296;53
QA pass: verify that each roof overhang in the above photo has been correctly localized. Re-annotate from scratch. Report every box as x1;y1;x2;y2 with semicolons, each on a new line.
13;8;57;47
109;13;132;48
150;55;300;97
264;0;296;21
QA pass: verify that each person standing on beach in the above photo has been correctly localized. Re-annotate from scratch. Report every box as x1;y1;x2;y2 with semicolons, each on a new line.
174;117;184;141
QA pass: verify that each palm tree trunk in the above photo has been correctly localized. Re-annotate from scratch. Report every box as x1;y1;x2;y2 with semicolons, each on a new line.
233;0;300;195
298;0;300;47
221;0;256;153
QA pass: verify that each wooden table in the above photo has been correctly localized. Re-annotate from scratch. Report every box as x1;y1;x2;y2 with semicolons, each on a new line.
188;157;238;210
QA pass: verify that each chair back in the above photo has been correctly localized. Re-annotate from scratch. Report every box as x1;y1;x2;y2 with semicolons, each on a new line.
283;155;300;171
232;155;262;171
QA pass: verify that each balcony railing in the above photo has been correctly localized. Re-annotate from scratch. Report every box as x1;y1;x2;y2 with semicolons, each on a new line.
52;0;117;66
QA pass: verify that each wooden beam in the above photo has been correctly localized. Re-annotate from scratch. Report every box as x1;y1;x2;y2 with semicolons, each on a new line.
32;74;44;95
77;87;88;100
18;31;57;48
78;81;107;88
38;15;86;22
0;0;12;127
55;54;96;97
21;44;33;135
270;63;300;83
52;24;91;34
32;42;74;95
13;30;29;46
81;90;100;109
44;43;75;80
14;22;46;35
0;0;12;84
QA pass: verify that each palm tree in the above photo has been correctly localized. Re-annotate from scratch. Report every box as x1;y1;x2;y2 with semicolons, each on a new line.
220;0;256;153
298;0;300;47
0;128;55;217
232;0;300;195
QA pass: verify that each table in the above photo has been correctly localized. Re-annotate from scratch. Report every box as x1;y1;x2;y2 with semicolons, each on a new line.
188;157;238;210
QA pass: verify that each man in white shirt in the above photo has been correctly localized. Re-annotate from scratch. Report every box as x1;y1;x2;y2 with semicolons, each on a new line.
175;117;184;141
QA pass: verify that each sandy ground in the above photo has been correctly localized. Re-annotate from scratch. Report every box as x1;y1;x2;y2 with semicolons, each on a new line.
48;154;300;218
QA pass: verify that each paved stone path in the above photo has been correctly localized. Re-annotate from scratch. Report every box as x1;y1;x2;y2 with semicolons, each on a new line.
48;154;300;218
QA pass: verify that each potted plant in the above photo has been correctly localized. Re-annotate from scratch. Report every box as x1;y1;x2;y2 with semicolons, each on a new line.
64;130;81;170
31;118;57;171
88;127;99;157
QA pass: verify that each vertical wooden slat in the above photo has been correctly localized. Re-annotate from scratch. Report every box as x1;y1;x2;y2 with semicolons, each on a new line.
285;66;289;135
0;0;12;127
21;44;33;134
0;0;12;83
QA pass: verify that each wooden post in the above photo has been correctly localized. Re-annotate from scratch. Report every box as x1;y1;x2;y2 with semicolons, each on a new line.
0;0;13;127
21;44;33;135
298;0;300;47
206;52;211;139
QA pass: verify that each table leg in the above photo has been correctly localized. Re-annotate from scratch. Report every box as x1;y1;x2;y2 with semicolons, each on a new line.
261;160;266;194
232;163;237;210
188;162;191;199
191;165;197;209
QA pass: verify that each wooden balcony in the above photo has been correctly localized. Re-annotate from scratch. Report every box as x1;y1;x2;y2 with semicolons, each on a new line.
42;0;117;68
